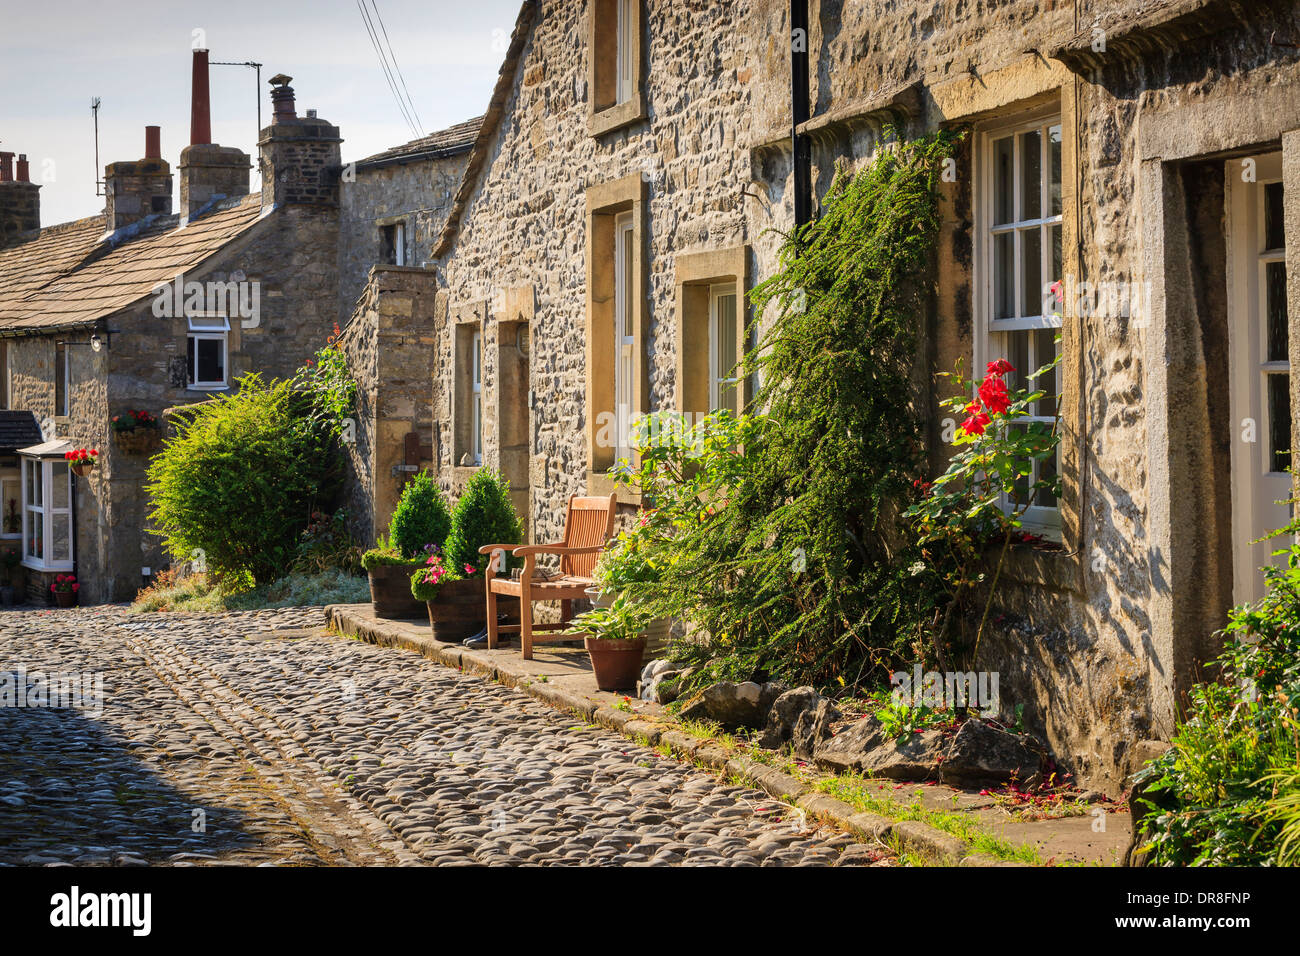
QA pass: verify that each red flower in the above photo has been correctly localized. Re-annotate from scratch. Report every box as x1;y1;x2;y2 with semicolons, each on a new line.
986;359;1014;377
960;410;991;437
978;375;1010;415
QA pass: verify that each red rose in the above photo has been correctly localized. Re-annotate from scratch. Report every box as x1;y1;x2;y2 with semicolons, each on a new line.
960;411;991;437
986;359;1014;376
978;375;1010;415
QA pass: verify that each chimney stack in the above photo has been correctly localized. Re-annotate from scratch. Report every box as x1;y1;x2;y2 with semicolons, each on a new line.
178;48;250;222
259;75;343;208
0;147;41;248
191;49;212;146
104;125;174;231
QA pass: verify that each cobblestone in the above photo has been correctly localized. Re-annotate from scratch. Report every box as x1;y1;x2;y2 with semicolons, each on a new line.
0;606;888;866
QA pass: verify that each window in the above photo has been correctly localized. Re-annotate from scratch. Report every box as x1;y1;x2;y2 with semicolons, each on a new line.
186;315;229;389
0;472;20;538
977;115;1063;532
54;343;69;418
380;221;406;266
709;283;740;415
588;0;644;135
470;330;483;466
614;211;635;461
21;455;73;571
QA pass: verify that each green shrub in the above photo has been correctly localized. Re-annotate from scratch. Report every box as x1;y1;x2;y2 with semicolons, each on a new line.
1135;545;1300;865
130;568;369;613
443;469;523;574
145;374;341;589
292;507;363;576
389;471;452;558
360;533;422;571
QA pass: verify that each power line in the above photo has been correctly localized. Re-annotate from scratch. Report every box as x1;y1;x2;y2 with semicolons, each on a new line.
369;0;424;135
356;0;419;138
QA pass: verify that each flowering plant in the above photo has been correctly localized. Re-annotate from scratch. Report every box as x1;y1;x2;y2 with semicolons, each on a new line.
409;545;467;601
111;409;159;433
904;347;1062;670
50;573;79;594
64;448;99;468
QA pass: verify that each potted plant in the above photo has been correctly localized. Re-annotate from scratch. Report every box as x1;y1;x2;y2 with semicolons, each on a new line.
424;469;523;642
588;515;671;657
112;409;161;455
363;471;452;619
565;594;654;691
64;447;99;477
50;573;79;608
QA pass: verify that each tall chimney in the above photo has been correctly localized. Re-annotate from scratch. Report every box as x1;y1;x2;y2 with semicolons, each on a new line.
178;49;250;222
259;75;343;208
191;49;212;146
0;147;40;247
104;125;173;231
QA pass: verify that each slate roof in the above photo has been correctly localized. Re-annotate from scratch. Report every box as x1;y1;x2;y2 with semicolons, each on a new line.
0;194;265;335
353;116;484;170
0;410;43;454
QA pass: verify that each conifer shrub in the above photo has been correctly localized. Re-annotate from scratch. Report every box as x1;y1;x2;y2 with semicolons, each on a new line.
443;469;523;574
389;470;452;559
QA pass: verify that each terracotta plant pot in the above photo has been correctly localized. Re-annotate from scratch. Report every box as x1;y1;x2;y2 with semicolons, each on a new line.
54;590;76;608
367;561;426;619
585;636;647;691
70;462;94;478
584;586;669;658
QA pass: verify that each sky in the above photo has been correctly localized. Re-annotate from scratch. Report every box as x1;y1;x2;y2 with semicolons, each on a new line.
0;0;522;226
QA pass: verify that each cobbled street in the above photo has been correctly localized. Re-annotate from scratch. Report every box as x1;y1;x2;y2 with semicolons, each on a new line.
0;607;880;867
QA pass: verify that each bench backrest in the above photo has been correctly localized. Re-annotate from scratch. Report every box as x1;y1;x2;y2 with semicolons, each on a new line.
560;493;618;579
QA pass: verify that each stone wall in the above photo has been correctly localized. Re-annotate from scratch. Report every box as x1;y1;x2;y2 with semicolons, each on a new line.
431;0;758;546
337;265;439;547
338;153;469;322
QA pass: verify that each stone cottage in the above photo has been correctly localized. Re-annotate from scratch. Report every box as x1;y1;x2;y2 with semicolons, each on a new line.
335;118;482;543
0;51;345;603
371;0;1300;795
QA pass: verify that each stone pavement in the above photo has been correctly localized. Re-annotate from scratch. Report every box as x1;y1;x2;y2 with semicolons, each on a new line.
0;606;880;866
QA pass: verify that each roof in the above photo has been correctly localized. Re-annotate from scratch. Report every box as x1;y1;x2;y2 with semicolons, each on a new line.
0;194;265;335
15;438;71;459
431;0;538;258
0;410;43;454
353;116;485;170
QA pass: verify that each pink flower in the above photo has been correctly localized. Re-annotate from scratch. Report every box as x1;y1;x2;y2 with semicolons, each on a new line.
464;563;476;575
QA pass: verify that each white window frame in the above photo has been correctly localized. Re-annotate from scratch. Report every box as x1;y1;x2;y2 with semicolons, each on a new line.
709;282;739;414
20;456;73;572
613;211;635;461
393;221;407;266
974;111;1064;535
186;313;230;391
0;472;21;539
616;0;636;104
470;330;483;466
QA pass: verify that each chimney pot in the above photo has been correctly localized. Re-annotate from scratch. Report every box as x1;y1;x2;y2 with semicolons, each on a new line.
16;155;30;183
145;126;161;160
0;152;13;183
190;49;212;146
269;74;297;124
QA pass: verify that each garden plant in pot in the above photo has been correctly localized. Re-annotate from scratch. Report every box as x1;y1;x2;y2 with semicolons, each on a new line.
50;573;79;608
112;409;161;455
413;469;522;643
589;517;671;657
65;447;100;477
362;471;451;619
565;594;656;691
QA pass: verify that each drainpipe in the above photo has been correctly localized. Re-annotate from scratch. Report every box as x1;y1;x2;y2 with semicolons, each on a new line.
790;0;812;230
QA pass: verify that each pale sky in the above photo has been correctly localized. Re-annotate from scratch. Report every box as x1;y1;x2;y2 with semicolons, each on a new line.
0;0;522;226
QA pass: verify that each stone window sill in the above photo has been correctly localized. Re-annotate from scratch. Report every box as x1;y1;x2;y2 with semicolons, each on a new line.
586;469;640;506
588;95;647;138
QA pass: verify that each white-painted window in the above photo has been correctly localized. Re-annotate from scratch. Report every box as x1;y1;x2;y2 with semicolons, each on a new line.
394;221;407;266
709;283;740;415
21;456;73;571
613;211;635;461
976;113;1063;533
616;0;636;104
186;314;229;390
470;330;483;466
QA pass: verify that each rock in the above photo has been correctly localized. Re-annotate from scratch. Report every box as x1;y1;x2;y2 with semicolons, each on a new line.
637;661;687;703
1122;739;1173;867
813;716;946;780
758;687;840;758
814;716;885;774
937;718;1044;787
677;680;788;728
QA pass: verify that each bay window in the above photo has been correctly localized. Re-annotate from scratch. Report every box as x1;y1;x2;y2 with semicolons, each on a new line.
20;449;73;571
